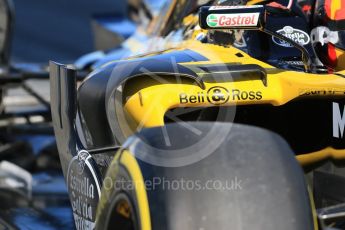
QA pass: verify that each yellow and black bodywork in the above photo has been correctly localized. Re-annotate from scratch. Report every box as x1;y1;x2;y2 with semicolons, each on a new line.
50;42;345;229
50;3;345;230
78;41;345;167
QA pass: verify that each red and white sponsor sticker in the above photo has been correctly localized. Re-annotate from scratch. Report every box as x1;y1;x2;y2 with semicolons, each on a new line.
206;13;260;28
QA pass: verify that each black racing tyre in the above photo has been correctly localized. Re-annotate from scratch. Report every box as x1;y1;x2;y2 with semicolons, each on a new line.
96;122;316;230
98;162;141;230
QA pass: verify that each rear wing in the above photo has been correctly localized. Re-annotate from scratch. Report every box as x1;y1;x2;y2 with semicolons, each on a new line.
50;62;103;229
49;61;80;174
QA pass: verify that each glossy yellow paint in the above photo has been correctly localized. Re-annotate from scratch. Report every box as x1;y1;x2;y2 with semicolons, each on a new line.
182;14;198;27
335;47;345;71
179;41;273;67
120;150;151;230
123;44;345;129
246;0;267;5
297;147;345;166
308;186;319;230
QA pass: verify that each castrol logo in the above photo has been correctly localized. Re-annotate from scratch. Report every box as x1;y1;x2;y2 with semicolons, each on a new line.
206;13;260;28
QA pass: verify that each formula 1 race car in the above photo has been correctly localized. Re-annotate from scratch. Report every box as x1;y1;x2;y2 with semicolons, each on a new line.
50;0;345;230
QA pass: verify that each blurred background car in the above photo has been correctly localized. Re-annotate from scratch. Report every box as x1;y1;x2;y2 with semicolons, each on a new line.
0;0;213;228
0;0;131;229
